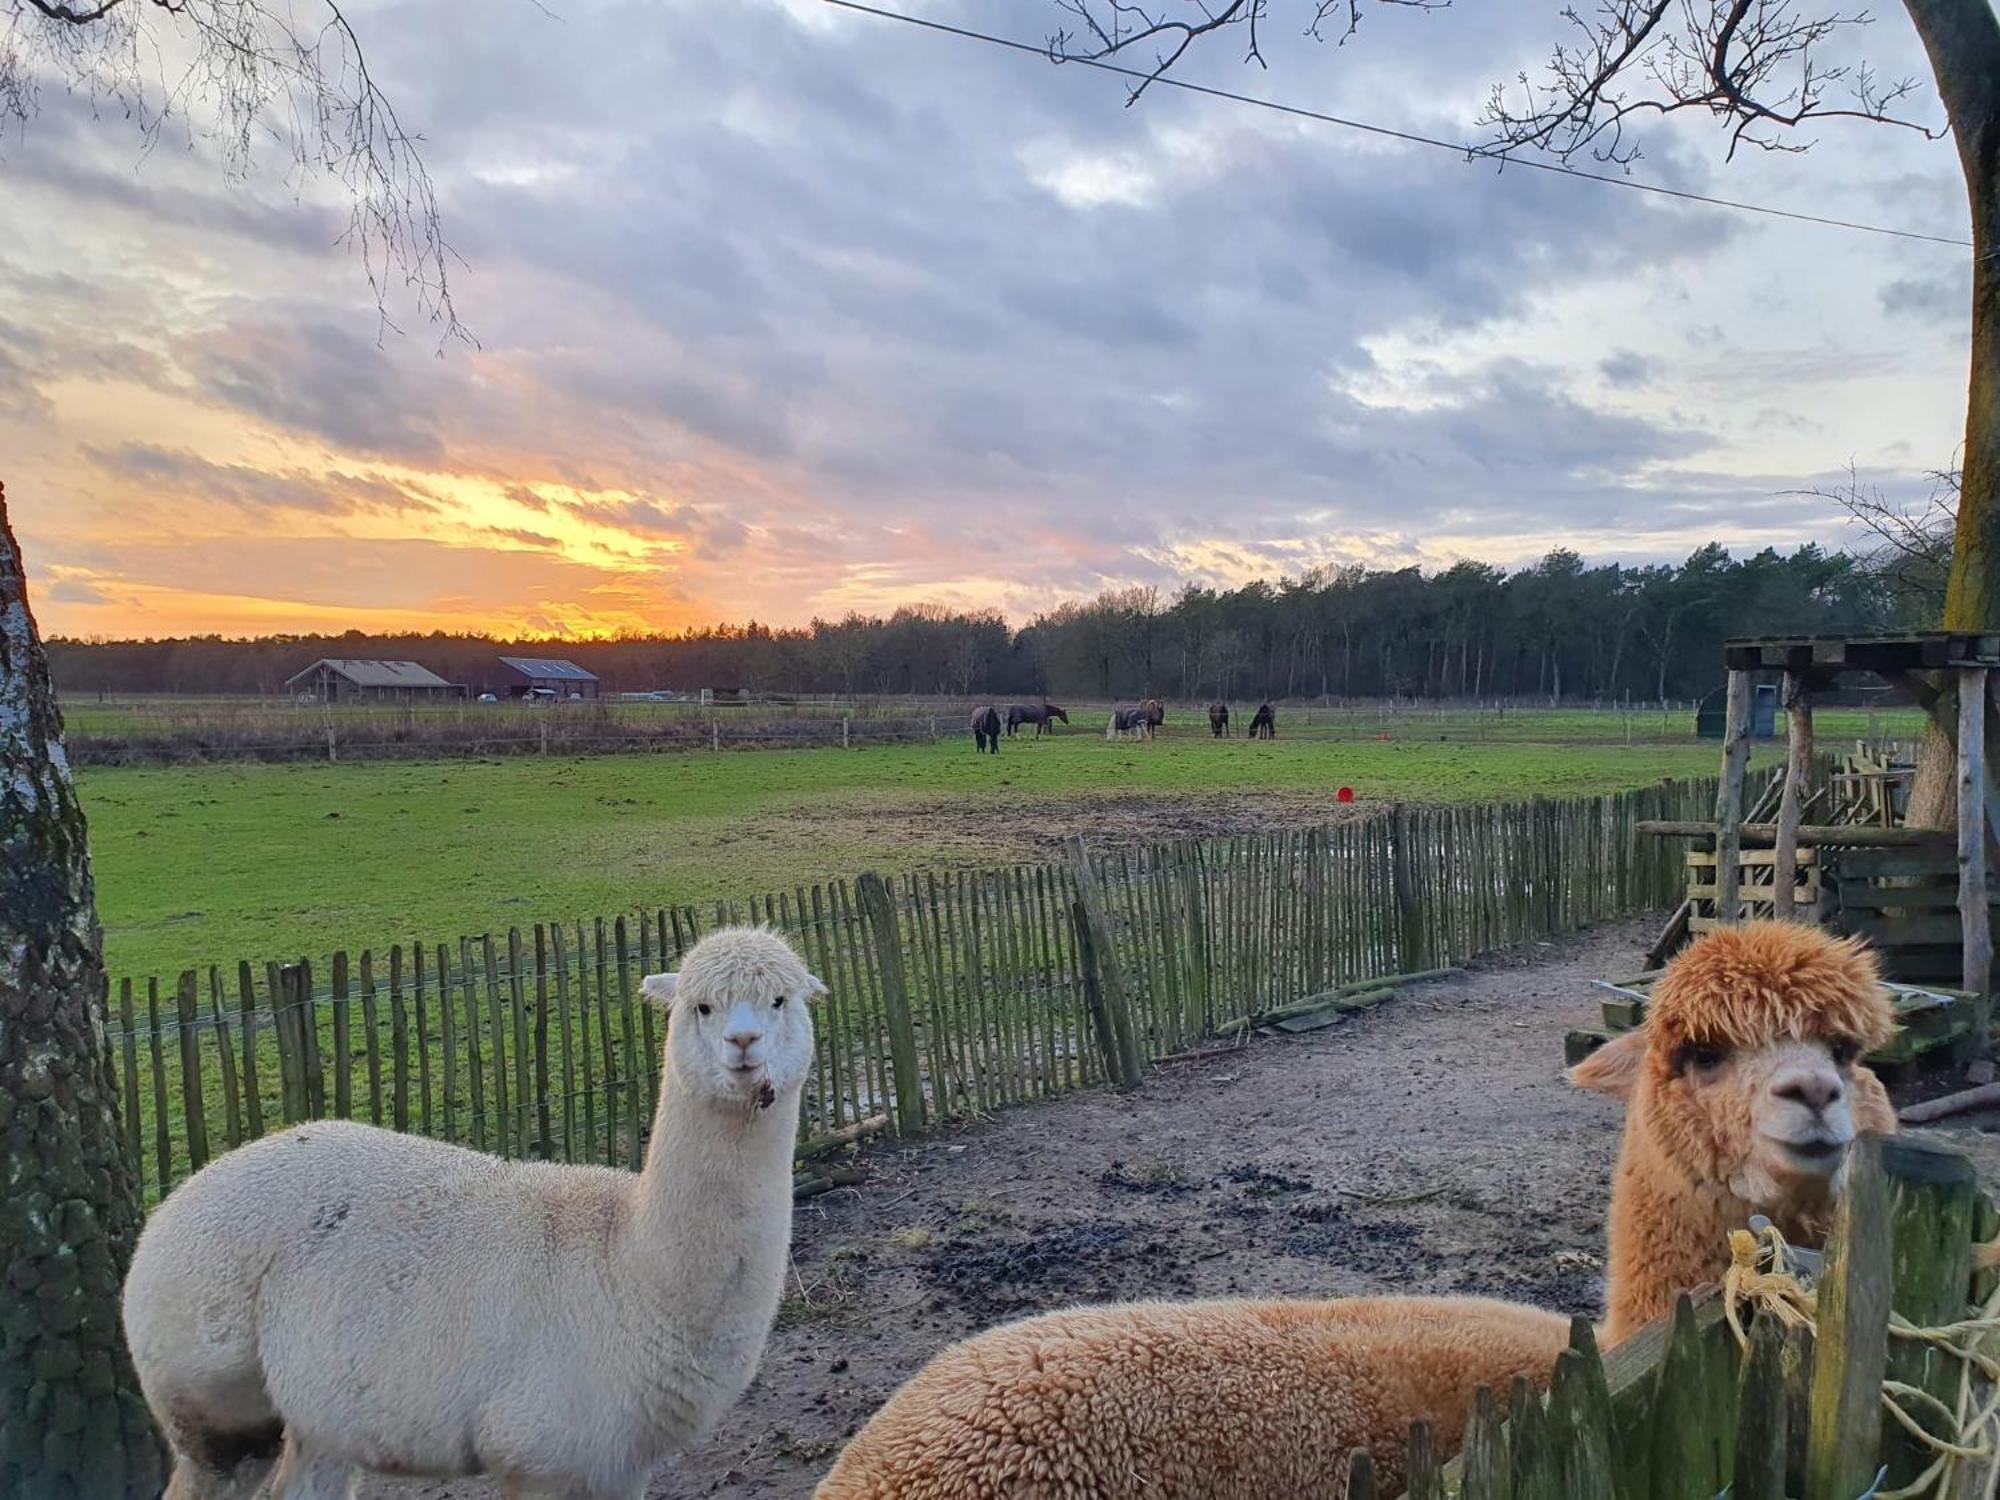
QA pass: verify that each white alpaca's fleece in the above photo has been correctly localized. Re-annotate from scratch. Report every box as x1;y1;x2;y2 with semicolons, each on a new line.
124;926;822;1500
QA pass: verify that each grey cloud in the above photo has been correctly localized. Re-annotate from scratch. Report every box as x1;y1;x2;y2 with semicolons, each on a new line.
1599;350;1656;388
1881;270;1969;324
83;443;434;517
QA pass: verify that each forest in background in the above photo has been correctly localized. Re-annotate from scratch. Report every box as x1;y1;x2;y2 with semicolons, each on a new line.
48;543;1922;705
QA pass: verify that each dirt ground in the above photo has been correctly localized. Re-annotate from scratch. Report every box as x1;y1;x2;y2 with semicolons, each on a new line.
755;788;1379;865
373;916;2000;1500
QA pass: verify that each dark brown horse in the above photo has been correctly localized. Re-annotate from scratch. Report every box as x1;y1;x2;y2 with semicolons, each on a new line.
1247;702;1275;739
971;705;1002;754
1005;703;1070;737
1208;702;1230;737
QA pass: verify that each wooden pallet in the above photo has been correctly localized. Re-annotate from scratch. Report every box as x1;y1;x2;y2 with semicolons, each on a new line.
1565;972;1977;1070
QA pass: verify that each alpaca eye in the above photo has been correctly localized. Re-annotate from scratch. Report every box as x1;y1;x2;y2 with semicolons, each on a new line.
696;1003;711;1017
1679;1043;1728;1075
1830;1039;1859;1067
772;994;787;1008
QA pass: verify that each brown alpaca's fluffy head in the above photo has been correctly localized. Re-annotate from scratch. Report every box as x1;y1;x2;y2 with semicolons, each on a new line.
1615;922;1893;1206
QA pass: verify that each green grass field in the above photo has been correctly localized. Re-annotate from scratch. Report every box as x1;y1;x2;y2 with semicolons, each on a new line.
78;703;1918;983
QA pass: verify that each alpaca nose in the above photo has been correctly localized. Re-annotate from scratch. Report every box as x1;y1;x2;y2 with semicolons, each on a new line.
725;1025;763;1055
1773;1069;1842;1113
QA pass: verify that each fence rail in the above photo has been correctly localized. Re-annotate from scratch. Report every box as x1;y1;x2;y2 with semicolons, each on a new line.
110;775;1752;1204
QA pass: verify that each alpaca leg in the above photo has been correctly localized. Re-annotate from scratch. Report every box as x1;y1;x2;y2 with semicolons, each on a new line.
272;1436;356;1500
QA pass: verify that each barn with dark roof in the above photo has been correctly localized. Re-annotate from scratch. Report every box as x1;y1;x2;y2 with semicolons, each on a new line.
284;658;464;703
495;656;600;700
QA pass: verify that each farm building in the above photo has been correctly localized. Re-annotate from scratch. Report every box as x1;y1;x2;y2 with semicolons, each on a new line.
495;656;600;700
284;658;464;703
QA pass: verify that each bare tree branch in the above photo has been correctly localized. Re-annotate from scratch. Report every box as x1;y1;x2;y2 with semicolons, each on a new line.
1047;0;1940;160
1795;460;1960;610
2;0;467;344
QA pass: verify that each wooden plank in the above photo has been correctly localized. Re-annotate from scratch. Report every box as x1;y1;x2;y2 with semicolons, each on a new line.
533;925;552;1159
1731;1315;1789;1500
1959;667;1992;1057
146;981;169;1183
118;979;142;1197
858;872;926;1135
236;962;263;1141
1641;821;1951;848
614;916;641;1169
1405;1420;1444;1500
1548;1348;1615;1500
1775;672;1813;918
1346;1449;1377;1500
331;950;352;1119
1644;1294;1734;1499
1715;669;1754;923
1064;836;1142;1088
483;933;511;1159
1806;1134;1890;1500
389;946;410;1133
1459;1384;1510;1500
206;967;241;1151
359;951;383;1125
174;970;209;1174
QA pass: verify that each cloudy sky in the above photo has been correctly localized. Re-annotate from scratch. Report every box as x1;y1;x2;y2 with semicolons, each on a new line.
0;0;1975;639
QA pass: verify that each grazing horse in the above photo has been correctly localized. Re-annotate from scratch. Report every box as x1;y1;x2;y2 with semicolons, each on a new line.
1247;701;1276;739
971;705;1003;754
1106;698;1166;741
1208;702;1230;737
1005;702;1070;737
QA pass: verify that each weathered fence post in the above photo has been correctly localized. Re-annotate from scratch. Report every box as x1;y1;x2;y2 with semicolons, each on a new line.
1065;836;1143;1090
1806;1132;1891;1500
1882;1134;1979;1489
1390;804;1424;971
174;970;208;1173
857;872;925;1135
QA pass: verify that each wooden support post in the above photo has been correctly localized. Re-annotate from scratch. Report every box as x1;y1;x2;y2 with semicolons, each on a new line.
1715;670;1753;924
1065;836;1142;1089
857;873;925;1135
1958;668;1992;1058
1774;671;1813;920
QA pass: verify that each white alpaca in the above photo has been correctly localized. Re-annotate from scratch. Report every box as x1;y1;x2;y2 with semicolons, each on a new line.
123;926;823;1500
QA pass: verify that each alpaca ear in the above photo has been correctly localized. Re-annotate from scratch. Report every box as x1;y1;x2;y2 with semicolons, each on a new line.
1569;1026;1647;1099
641;972;678;1005
805;972;829;998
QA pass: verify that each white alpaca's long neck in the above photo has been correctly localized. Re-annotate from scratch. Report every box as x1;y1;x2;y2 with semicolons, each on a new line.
615;1065;801;1420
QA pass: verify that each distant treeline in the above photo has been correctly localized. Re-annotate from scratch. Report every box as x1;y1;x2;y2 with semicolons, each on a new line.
49;543;1916;705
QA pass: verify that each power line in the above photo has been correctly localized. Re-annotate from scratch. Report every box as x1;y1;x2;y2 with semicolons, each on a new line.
821;0;1973;252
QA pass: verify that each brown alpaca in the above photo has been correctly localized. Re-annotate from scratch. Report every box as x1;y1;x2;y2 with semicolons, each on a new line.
815;921;1896;1500
1572;921;1896;1341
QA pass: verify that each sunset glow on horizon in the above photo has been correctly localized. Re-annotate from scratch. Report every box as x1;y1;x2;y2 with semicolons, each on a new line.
2;0;1974;643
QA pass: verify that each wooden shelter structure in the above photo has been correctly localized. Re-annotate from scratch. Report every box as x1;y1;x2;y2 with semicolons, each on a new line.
1633;631;2000;1069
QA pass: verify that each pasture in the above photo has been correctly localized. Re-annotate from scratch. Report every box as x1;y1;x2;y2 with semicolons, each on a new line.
71;703;1916;983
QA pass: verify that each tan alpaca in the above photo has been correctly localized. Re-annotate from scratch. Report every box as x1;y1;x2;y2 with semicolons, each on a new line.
124;927;823;1500
815;921;1895;1500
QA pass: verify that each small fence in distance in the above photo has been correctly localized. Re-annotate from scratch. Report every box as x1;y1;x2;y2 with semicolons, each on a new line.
63;694;1823;767
111;776;1739;1205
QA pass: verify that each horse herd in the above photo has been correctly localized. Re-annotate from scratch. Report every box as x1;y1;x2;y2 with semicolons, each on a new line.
968;699;1275;753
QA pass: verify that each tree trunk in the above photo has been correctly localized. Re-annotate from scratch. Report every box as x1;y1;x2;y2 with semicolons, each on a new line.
0;485;167;1498
1903;0;2000;827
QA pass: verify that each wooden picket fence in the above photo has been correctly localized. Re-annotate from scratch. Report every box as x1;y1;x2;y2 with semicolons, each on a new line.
1363;1134;2000;1500
110;775;1753;1205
